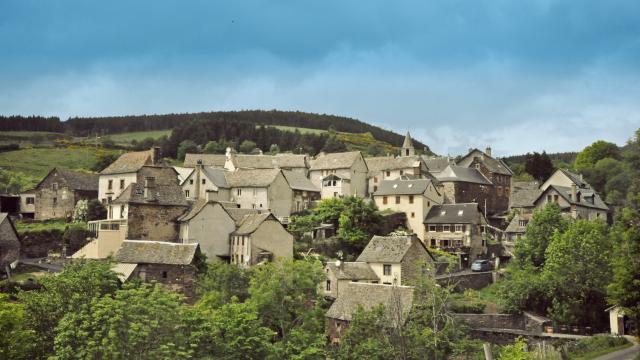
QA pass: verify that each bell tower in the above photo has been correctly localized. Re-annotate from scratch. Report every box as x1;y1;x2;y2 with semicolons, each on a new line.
401;131;415;157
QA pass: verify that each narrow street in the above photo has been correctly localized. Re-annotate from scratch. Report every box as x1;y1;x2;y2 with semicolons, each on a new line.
594;336;639;360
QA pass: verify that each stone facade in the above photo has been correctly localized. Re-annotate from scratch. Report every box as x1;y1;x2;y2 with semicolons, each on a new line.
126;203;187;242
467;157;511;215
132;263;197;300
34;169;98;220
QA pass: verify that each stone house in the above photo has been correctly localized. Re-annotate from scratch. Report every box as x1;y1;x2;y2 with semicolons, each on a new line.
424;203;488;267
365;156;429;195
113;240;202;300
33;168;98;220
534;169;609;220
19;189;36;219
225;168;294;222
181;162;230;202
0;213;20;278
372;178;443;240
322;261;379;299
309;151;369;199
282;170;320;214
455;148;513;216
434;164;493;213
229;212;294;266
504;213;532;242
325;282;414;343
355;235;435;286
99;147;165;205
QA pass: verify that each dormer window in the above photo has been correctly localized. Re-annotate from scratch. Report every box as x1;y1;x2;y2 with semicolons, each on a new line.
441;210;446;216
458;210;463;216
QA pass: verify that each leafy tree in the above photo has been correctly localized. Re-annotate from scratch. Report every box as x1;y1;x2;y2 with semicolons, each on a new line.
18;261;120;358
336;306;396;360
52;283;192;359
62;224;92;254
321;135;347;153
239;140;258;154
197;262;251;308
268;144;280;154
543;220;611;326
574;140;620;171
311;198;346;227
0;294;35;360
497;338;534;360
177;139;200;161
524;151;554;181
72;199;88;222
497;266;549;315
86;199;107;221
366;144;385;157
514;203;567;268
337;196;382;254
607;207;640;337
0;169;34;194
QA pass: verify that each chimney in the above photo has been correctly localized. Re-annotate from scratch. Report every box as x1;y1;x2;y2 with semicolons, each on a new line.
144;177;157;201
151;147;161;165
571;183;577;202
194;160;203;199
485;147;492;157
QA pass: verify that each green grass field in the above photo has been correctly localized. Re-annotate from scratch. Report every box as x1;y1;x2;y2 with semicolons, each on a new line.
264;125;328;135
0;147;121;186
107;129;172;144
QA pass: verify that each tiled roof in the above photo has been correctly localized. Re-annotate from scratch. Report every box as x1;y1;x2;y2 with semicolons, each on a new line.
225;208;262;223
183;153;227;167
202;167;229;188
273;153;308;168
424;203;484;224
373;178;432;196
325;283;414;323
234;213;274;235
325;261;379;280
558;169;589;188
435;165;492;185
309;151;363;171
536;185;609;211
505;213;532;234
225;168;281;187
282;170;319;192
113;183;189;207
365;156;422;175
356;235;428;263
57;169;99;191
111;262;138;282
101;150;153;174
115;240;199;265
422;156;454;173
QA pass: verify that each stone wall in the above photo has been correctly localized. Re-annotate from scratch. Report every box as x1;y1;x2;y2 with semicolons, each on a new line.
134;263;197;300
400;237;432;286
437;271;493;291
126;204;187;241
454;313;525;330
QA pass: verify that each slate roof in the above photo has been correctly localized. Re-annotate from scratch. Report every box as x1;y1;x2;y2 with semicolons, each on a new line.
505;213;532;234
435;165;492;185
101;150;153;174
173;166;194;185
177;199;210;221
326;261;379;281
356;235;431;263
325;283;414;324
424;203;484;224
558;169;588;188
111;262;138;282
225;169;281;188
535;185;609;211
273;153;308;168
511;182;542;209
0;213;20;268
225;208;262;223
373;178;433;196
309;151;363;171
365;156;422;176
234;213;275;235
115;240;199;265
402;132;414;149
183;153;227;167
113;183;189;206
199;167;229;188
423;156;454;173
282;170;319;192
35;168;99;192
458;149;513;175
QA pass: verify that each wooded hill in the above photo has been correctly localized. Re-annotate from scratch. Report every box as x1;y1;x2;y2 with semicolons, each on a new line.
0;110;428;151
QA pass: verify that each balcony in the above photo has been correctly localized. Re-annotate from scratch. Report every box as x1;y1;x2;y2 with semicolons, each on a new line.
87;219;128;237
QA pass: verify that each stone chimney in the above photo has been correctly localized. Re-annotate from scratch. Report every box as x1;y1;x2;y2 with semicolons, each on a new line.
194;160;203;199
571;183;577;202
144;177;157;202
151;147;161;165
485;147;492;157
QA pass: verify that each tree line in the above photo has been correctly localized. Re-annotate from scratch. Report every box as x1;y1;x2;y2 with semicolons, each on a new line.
0;116;64;132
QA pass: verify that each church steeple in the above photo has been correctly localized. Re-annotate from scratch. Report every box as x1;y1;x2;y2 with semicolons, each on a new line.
401;131;415;157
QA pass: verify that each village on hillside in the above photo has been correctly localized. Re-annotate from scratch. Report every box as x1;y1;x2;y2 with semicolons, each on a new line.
2;127;637;359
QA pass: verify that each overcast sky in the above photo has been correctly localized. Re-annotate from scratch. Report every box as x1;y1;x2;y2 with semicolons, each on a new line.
1;1;639;156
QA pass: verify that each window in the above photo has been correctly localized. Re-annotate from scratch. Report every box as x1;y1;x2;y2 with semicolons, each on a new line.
241;237;244;246
120;179;125;189
107;196;112;204
553;195;559;202
52;197;57;205
120;205;125;219
326;280;331;291
455;224;463;232
395;196;400;204
26;197;34;205
372;280;379;284
497;186;502;196
185;190;190;198
411;212;415;218
189;179;194;185
428;225;436;232
373;186;378;192
399;170;404;175
443;225;450;232
409;195;414;204
547;195;552;203
386;171;390;177
383;196;388;205
162;271;168;279
237;189;242;196
107;180;112;190
374;176;378;183
383;264;391;276
430;239;436;247
202;179;206;185
240;254;244;263
428;201;431;207
518;220;528;227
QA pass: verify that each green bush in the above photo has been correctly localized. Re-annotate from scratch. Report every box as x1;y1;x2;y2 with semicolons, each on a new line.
562;335;630;358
